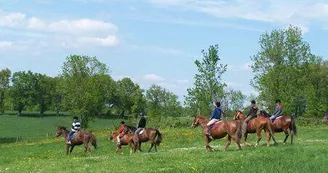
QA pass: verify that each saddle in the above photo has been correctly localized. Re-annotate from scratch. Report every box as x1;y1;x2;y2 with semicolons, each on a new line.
139;129;144;135
271;116;282;123
211;121;222;130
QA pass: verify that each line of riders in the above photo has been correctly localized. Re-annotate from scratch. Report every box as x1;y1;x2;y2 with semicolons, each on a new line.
206;99;283;140
63;99;284;152
66;114;148;146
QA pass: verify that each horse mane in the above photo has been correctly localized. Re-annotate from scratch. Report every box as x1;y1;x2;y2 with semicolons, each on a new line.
236;110;244;114
195;115;208;120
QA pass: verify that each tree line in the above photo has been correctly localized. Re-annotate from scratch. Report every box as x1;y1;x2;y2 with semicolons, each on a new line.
0;26;327;127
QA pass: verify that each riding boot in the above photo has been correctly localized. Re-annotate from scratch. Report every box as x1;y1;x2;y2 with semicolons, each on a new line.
206;125;213;140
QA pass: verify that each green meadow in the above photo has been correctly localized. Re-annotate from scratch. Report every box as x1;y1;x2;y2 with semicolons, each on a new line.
1;115;328;173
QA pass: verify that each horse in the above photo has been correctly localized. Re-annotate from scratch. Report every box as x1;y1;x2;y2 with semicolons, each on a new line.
259;110;297;144
56;126;97;155
323;113;328;124
233;110;277;147
108;129;135;154
125;126;162;153
191;115;242;152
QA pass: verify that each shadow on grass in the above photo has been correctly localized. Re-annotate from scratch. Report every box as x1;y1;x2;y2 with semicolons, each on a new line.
0;137;20;144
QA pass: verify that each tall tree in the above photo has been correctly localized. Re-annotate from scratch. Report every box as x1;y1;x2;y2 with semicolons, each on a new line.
10;71;35;115
59;55;110;127
146;84;182;117
222;88;246;117
251;26;323;116
115;77;143;117
185;45;227;116
0;68;11;114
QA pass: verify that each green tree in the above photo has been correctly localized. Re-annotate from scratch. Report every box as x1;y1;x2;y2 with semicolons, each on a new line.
185;45;227;116
10;71;35;115
116;77;144;117
59;55;110;127
0;68;11;114
251;26;323;116
146;84;182;117
222;88;246;117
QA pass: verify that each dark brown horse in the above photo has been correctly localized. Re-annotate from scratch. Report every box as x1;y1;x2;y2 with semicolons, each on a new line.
259;110;297;144
233;110;277;147
191;115;242;151
323;114;328;124
108;130;135;154
125;126;162;153
56;126;97;155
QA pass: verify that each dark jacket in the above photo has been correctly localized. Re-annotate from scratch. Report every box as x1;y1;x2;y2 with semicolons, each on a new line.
247;104;258;117
138;117;146;128
210;107;222;120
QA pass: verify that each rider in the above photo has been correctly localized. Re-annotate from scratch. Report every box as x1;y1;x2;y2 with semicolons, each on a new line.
67;116;81;144
270;99;283;120
206;101;222;139
117;121;126;145
242;100;259;133
135;113;146;135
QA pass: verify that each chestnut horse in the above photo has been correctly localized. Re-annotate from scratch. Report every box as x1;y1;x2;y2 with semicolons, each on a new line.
233;110;277;147
124;126;162;153
259;110;297;144
108;130;135;153
191;115;242;151
56;126;97;155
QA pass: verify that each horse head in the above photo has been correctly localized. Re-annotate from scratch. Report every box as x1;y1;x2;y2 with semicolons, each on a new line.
56;126;66;137
192;115;207;128
234;110;246;120
323;114;328;124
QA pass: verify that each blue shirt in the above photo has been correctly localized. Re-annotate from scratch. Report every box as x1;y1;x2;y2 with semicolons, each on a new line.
210;107;222;120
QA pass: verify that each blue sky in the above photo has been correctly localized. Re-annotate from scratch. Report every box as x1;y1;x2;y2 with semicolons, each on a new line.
1;0;328;103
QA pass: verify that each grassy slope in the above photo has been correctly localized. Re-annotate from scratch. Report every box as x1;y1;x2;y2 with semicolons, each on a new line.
0;116;328;173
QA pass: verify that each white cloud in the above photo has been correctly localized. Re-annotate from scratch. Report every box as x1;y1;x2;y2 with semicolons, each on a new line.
131;45;194;57
142;74;165;81
149;0;328;32
0;9;119;52
77;35;119;47
227;62;252;72
0;41;13;48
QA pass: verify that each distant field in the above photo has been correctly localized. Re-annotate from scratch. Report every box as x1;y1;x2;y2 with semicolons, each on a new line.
1;115;328;173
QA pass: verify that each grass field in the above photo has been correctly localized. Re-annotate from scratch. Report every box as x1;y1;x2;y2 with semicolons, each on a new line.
0;115;328;173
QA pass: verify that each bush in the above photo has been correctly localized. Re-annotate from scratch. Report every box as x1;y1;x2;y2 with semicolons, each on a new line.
3;111;71;117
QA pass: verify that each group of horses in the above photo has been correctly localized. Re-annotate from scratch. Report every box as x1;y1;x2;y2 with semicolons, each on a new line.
191;110;297;151
55;125;162;155
55;110;298;154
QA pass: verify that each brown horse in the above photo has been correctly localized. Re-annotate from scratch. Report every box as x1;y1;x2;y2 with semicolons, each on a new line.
125;126;163;153
191;115;242;151
323;114;328;124
259;110;297;144
108;130;135;154
56;126;97;155
233;110;277;147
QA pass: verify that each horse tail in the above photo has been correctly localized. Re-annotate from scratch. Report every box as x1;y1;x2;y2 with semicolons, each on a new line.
155;129;162;146
90;133;97;149
291;115;297;136
235;120;242;142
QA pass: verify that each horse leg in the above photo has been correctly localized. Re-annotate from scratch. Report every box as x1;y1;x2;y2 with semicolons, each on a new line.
224;135;232;151
66;145;70;155
84;142;90;152
204;135;212;152
148;143;154;152
231;135;242;150
154;143;158;152
290;128;294;144
283;129;289;144
139;142;142;152
255;128;263;147
70;145;75;153
243;133;248;147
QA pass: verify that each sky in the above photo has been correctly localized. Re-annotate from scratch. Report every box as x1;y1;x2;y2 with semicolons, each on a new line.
1;0;328;103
